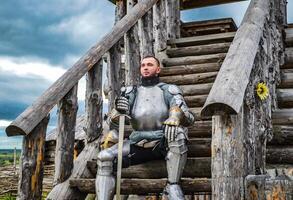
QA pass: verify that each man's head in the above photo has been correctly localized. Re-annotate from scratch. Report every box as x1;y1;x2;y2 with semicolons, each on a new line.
140;56;161;78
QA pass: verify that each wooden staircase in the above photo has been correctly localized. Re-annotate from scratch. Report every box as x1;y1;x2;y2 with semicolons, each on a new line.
69;19;293;198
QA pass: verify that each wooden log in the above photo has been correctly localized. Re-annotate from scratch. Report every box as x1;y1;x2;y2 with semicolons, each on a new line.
153;0;167;54
47;142;99;199
138;0;154;57
181;18;237;31
125;0;141;86
87;157;211;179
162;53;226;67
165;0;180;40
211;113;246;200
69;178;211;194
85;60;103;142
18;116;49;200
107;0;126;110
272;109;293;125
167;32;235;47
160;63;221;76
179;83;213;96
54;85;78;185
180;0;247;10
184;94;208;107
279;72;293;88
6;0;159;136
285;28;293;46
245;175;293;200
266;147;293;164
269;126;293;145
201;0;271;116
285;47;293;64
277;89;293;108
190;107;212;121
166;42;231;57
160;72;218;85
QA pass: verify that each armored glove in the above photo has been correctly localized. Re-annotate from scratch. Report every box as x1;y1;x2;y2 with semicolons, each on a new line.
115;96;130;114
163;106;184;143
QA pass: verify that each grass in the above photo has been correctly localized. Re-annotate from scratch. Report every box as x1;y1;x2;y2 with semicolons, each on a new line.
0;150;21;167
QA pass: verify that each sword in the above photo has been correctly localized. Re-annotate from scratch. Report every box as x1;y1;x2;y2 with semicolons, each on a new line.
116;86;127;200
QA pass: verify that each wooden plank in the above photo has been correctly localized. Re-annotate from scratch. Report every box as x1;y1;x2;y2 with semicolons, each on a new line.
181;18;236;29
167;32;235;47
266;147;293;164
69;178;212;194
180;0;248;10
272;109;293;125
87;157;211;179
179;83;213;96
160;71;218;85
184;94;208;107
285;28;293;47
285;47;293;64
18;116;49;200
6;0;159;136
277;89;293;108
269;126;293;145
160;63;221;76
201;0;272;116
279;72;293;88
166;42;231;57
85;60;103;142
54;85;78;185
162;53;226;66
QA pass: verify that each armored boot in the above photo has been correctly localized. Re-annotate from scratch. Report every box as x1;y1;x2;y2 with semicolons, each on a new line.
95;140;130;200
163;131;187;200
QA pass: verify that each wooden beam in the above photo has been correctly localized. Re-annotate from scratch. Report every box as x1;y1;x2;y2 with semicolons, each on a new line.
180;0;248;10
87;157;211;179
285;47;293;64
54;85;78;185
201;0;271;116
69;178;212;194
272;109;293;125
18;116;49;200
85;60;103;142
6;0;159;136
166;0;180;40
266;147;293;164
153;0;167;54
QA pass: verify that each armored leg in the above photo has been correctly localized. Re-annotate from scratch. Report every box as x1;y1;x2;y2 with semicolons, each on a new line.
164;128;188;200
95;140;130;200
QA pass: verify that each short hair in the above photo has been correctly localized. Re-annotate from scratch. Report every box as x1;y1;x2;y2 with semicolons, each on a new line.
142;55;160;67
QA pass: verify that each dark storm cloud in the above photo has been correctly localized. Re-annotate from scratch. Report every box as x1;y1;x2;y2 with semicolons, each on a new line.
0;0;115;66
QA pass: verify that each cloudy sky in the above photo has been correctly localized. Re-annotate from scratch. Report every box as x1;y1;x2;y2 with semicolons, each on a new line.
0;0;292;149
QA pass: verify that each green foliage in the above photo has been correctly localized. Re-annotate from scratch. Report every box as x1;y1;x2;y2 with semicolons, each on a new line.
0;150;21;167
0;193;16;200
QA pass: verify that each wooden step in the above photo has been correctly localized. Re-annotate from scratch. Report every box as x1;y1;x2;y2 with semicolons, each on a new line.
162;53;226;67
285;47;293;64
160;63;221;76
272;109;293;125
269;126;293;145
69;178;212;195
285;27;293;47
277;89;293;108
185;94;207;107
167;32;235;47
181;18;236;37
160;71;218;85
166;42;231;57
279;72;293;88
87;157;211;179
180;83;213;96
266;146;293;164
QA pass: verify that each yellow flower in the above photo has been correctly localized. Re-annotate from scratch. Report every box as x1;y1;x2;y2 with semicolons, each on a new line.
256;82;269;100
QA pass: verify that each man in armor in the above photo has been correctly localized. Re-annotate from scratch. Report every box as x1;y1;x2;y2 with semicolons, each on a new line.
96;56;195;200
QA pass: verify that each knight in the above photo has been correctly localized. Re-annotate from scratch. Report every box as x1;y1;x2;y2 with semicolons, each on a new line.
96;56;195;200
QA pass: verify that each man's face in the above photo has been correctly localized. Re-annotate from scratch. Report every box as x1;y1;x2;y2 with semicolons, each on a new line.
140;57;161;78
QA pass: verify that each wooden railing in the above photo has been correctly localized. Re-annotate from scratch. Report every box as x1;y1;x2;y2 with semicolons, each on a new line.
200;0;287;199
5;0;184;199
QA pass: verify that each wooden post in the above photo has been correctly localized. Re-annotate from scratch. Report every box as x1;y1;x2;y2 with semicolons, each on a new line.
18;116;49;200
125;0;141;85
13;147;16;173
85;60;103;142
107;0;126;110
54;85;78;185
153;0;167;55
138;0;154;57
165;0;180;40
211;112;245;200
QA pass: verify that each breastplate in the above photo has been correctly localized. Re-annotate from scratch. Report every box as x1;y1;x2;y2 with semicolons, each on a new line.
131;85;169;131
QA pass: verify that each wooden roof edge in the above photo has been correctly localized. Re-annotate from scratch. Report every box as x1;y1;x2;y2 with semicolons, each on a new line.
107;0;248;10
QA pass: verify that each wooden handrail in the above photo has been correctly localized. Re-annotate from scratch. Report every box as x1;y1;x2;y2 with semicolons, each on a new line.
201;0;270;117
6;0;159;136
